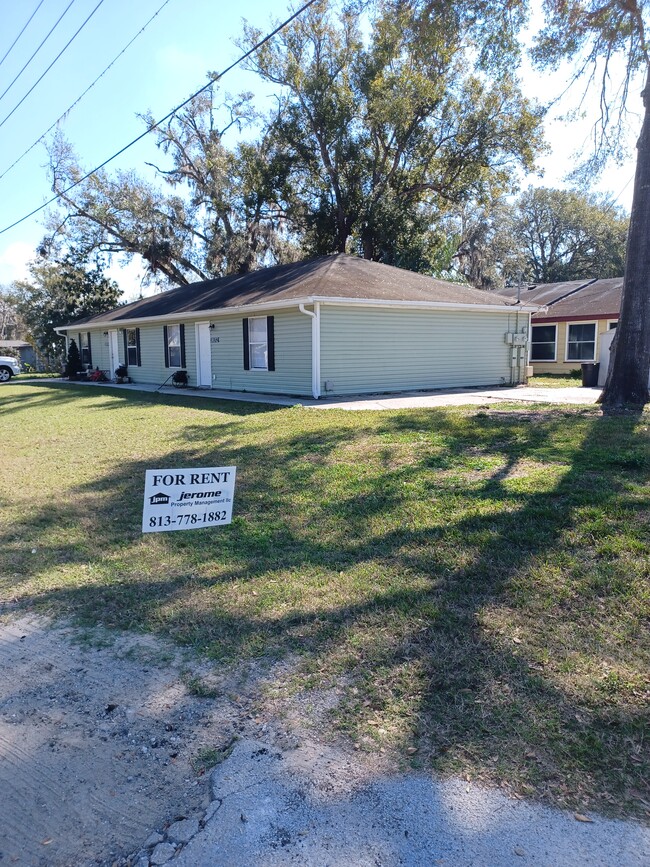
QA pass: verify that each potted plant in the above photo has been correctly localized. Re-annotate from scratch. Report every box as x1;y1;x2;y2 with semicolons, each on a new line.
115;364;130;383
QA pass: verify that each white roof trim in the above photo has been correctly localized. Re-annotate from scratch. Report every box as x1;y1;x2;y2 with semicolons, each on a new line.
56;295;537;332
311;296;539;313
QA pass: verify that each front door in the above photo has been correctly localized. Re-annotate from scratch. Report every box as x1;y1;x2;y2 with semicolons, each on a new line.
195;322;212;388
108;330;120;377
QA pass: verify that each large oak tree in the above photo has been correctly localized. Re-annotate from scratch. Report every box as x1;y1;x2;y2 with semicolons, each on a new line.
241;0;543;267
44;0;544;283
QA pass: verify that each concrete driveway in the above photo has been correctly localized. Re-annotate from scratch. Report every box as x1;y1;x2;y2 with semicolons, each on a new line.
170;738;649;867
304;385;602;410
36;379;603;410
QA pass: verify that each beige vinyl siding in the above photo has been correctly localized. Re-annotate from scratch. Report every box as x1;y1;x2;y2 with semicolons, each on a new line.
320;305;520;395
530;319;612;375
211;308;312;396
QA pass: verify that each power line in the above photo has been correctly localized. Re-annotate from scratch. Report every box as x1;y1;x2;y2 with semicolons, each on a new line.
0;0;319;237
0;0;106;131
608;174;634;210
0;0;49;72
0;0;77;105
0;0;175;183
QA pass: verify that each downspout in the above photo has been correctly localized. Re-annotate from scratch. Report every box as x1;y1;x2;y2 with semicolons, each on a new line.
510;277;522;385
299;302;321;399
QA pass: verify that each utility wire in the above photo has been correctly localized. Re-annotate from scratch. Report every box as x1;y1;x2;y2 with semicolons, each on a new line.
0;0;49;72
606;174;634;211
0;0;174;183
0;0;77;104
0;0;106;131
0;0;319;236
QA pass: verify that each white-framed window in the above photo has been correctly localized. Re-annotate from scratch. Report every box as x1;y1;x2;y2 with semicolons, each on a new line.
566;322;597;361
79;332;91;366
248;316;268;370
125;328;140;366
608;320;618;329
166;324;183;368
530;324;557;361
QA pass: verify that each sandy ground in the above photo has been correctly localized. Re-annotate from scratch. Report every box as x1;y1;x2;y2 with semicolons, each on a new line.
2;614;649;867
0;614;293;866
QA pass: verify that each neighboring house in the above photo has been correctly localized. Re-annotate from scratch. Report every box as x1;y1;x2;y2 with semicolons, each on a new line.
497;278;622;375
0;340;37;369
57;254;537;399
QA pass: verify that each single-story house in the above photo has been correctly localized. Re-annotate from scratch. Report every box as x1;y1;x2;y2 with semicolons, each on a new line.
57;254;537;399
497;277;622;375
0;339;37;369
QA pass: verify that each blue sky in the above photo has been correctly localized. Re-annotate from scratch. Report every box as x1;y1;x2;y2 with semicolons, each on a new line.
0;0;638;299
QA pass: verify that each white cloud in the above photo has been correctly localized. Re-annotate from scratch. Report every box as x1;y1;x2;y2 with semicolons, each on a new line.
0;242;34;286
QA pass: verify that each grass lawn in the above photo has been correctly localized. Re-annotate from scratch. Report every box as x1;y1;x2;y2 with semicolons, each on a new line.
528;372;584;388
2;382;648;820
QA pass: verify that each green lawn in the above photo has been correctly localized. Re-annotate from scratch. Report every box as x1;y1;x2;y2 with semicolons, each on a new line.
528;372;583;388
2;382;648;820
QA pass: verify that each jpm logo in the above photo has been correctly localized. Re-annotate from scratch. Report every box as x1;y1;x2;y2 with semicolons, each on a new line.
149;492;171;506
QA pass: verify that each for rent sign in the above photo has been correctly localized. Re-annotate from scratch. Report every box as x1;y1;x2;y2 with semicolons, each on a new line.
142;467;236;533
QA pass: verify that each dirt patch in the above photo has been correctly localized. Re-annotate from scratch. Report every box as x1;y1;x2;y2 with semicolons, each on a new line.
0;614;308;866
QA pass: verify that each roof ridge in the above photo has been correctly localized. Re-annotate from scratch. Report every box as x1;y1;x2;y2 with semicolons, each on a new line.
312;253;344;296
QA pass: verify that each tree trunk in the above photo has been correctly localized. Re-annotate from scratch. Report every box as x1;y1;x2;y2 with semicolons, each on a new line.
600;66;650;410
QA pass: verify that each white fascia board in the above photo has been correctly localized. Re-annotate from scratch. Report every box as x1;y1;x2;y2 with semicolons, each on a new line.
309;296;540;313
54;295;539;334
54;297;314;333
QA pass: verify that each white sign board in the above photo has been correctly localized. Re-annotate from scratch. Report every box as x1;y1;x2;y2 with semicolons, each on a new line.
142;466;236;533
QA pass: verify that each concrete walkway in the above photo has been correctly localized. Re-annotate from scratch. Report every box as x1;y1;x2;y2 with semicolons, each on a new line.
172;738;649;867
26;378;603;410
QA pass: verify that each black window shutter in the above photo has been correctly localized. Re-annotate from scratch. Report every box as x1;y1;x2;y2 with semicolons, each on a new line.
87;332;92;366
123;329;128;365
163;325;169;367
242;318;250;370
180;324;186;368
135;328;141;366
267;316;275;371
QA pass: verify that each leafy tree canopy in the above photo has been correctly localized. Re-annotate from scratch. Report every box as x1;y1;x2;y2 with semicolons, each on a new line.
240;0;544;265
0;286;24;341
43;0;545;284
13;253;122;365
450;187;628;288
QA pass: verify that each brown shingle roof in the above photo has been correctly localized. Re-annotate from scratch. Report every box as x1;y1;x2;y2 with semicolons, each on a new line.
66;254;526;327
498;277;623;320
534;278;623;320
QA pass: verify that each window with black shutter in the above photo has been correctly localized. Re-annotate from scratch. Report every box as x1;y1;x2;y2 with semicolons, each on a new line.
164;324;185;367
124;328;141;366
244;316;274;371
79;332;92;367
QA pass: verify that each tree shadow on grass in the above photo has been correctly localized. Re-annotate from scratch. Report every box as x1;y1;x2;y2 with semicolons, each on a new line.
2;380;284;418
2;401;648;819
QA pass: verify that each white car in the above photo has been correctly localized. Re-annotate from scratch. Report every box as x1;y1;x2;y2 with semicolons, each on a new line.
0;355;21;382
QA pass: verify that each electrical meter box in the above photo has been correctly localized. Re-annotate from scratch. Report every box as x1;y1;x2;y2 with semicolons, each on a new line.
504;333;527;346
